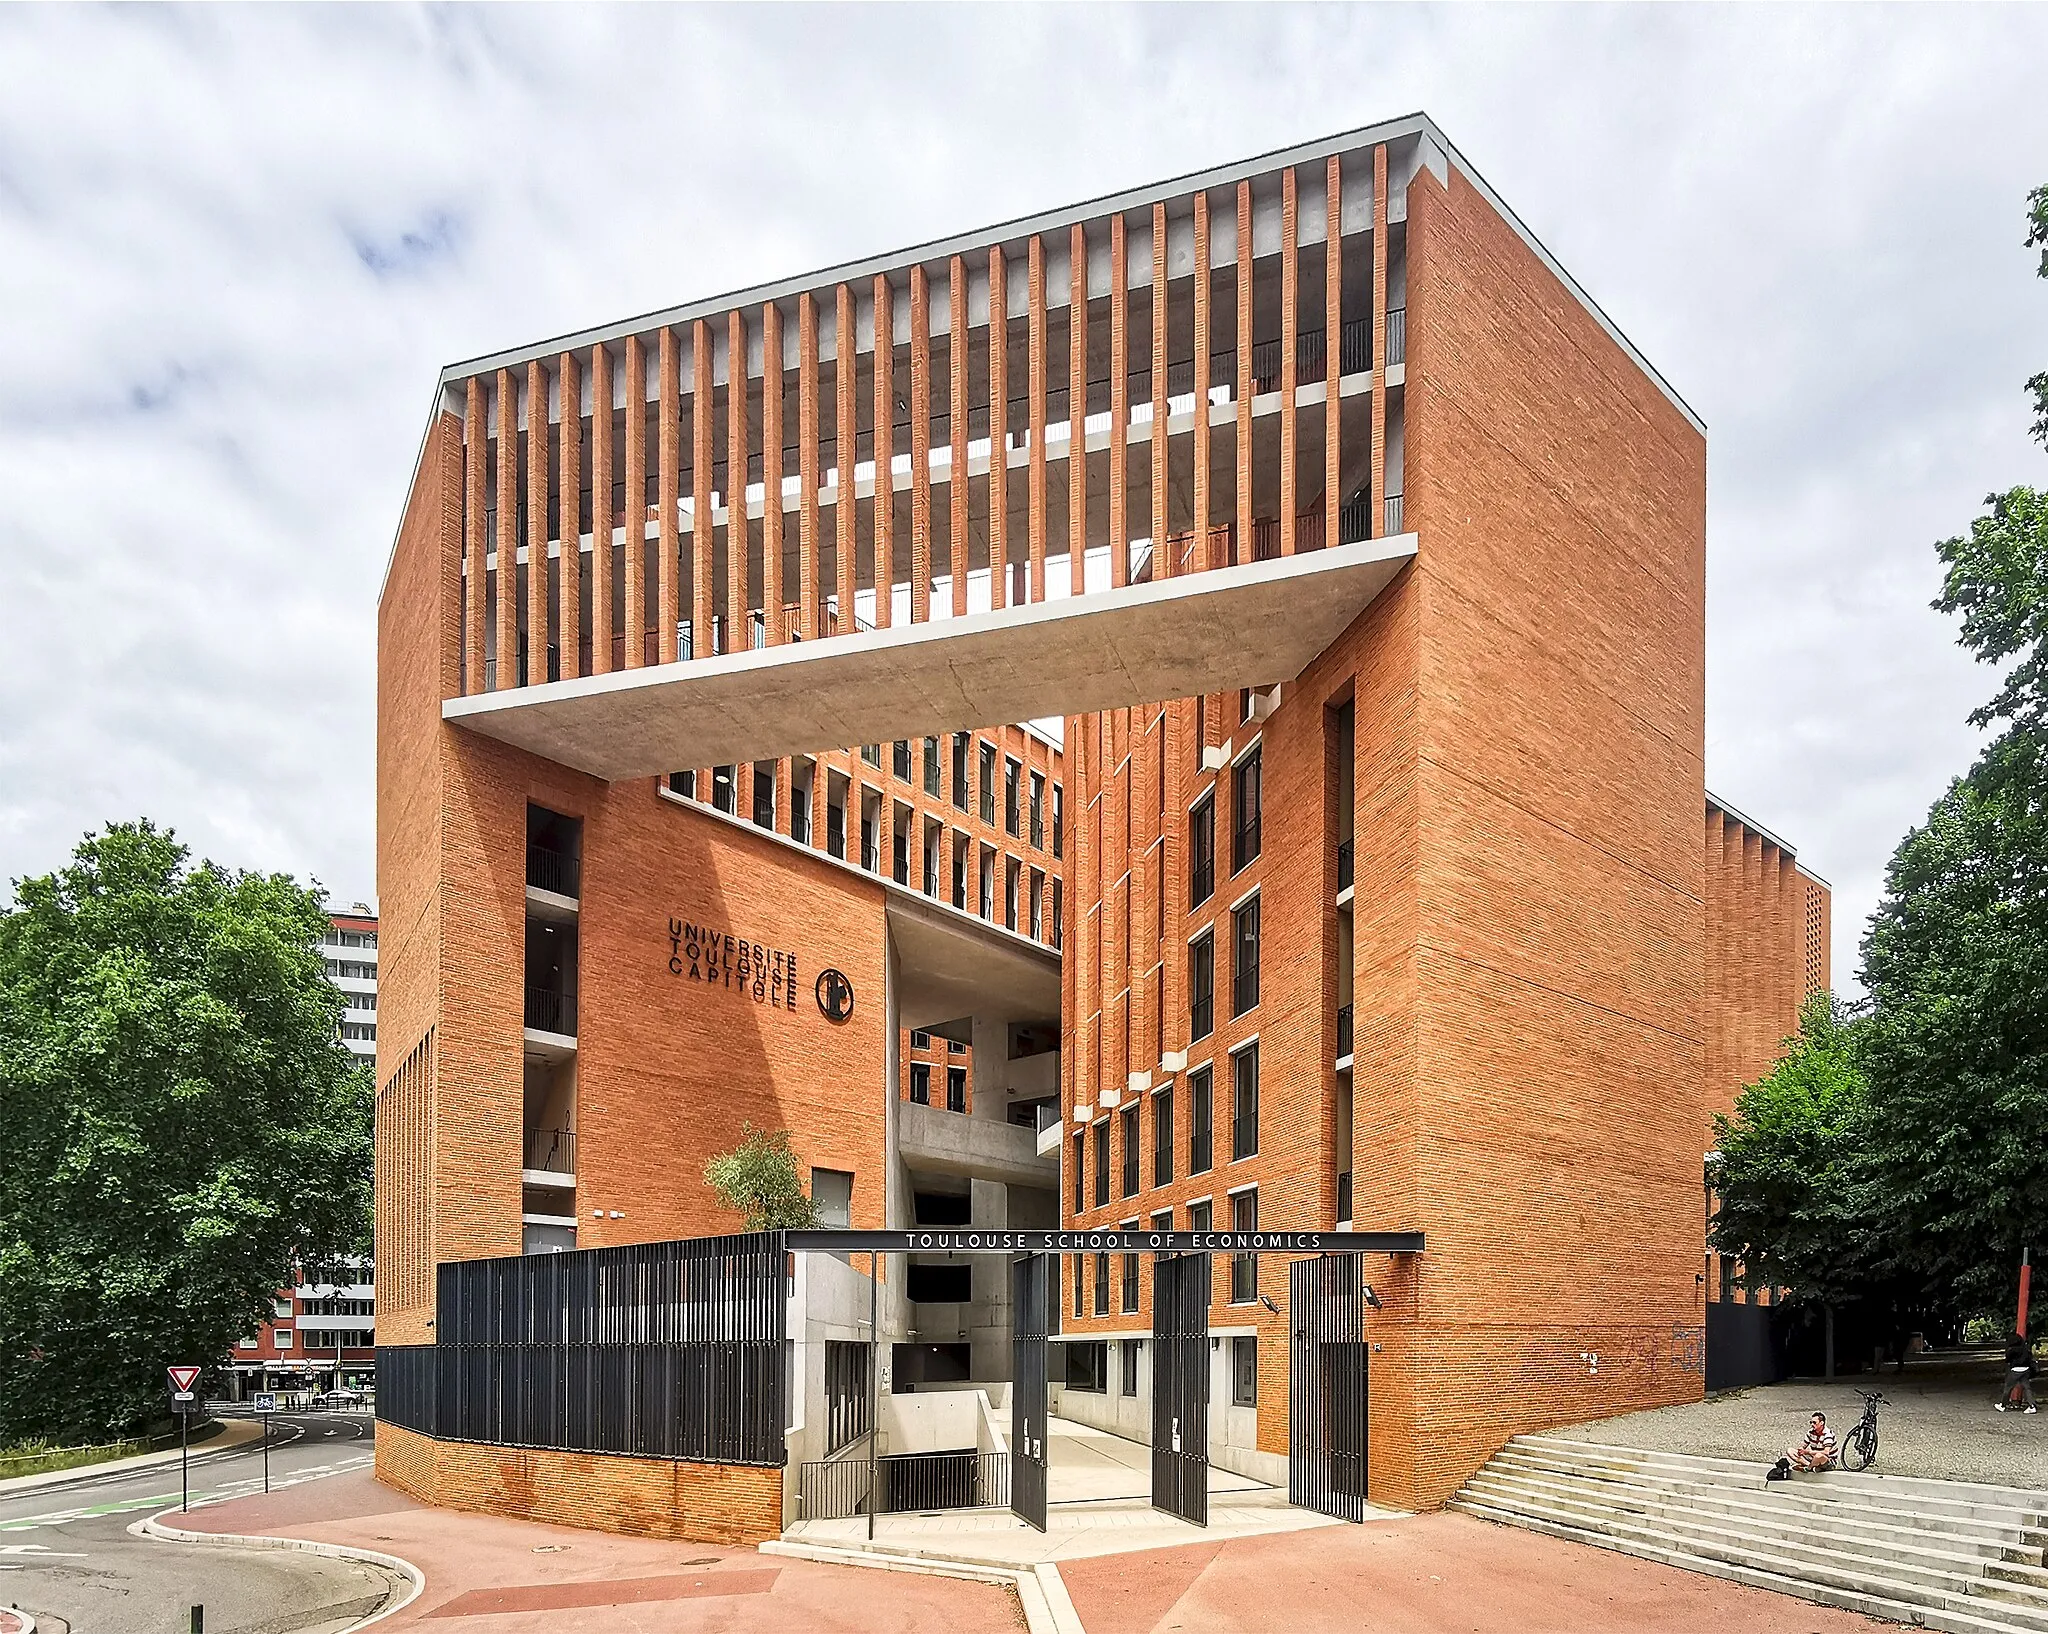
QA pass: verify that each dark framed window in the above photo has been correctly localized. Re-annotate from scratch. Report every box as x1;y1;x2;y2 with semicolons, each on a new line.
826;796;847;859
1052;879;1063;949
1189;1200;1214;1305
1093;1119;1110;1207
1066;1340;1107;1392
1005;758;1022;837
952;733;970;810
1073;1261;1087;1319
862;743;881;768
792;779;813;844
1190;1066;1214;1175
1151;1207;1173;1234
1030;869;1045;939
1072;1130;1086;1213
1030;772;1045;848
1232;750;1261;871
752;765;775;829
669;769;695;799
1190;931;1214;1041
1190;795;1215;908
946;1066;966;1114
924;736;941;796
1005;857;1019;931
979;742;997;824
979;849;995;919
893;739;912;781
1121;1250;1139;1313
1230;1190;1258;1302
952;833;968;909
910;1029;931;1048
1232;1336;1257;1407
923;826;940;896
712;765;737;815
1120;1104;1139;1198
1154;1083;1174;1187
910;1063;931;1104
1232;1043;1259;1161
1120;1337;1141;1396
1093;1251;1110;1315
1232;896;1261;1017
1053;785;1064;858
892;823;909;885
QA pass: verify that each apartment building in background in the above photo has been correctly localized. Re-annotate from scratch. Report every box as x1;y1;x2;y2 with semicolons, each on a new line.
223;1259;377;1399
373;111;1826;1536
324;905;379;1058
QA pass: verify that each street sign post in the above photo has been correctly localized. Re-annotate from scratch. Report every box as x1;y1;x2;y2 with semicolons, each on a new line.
167;1367;201;1511
252;1391;277;1492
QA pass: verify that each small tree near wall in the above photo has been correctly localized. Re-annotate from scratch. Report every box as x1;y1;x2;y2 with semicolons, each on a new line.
704;1125;817;1231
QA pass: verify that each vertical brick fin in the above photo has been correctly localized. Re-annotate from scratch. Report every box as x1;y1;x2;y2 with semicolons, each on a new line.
1151;203;1170;579
728;309;750;655
1108;214;1128;589
557;352;582;681
687;321;712;662
1192;192;1212;570
462;377;485;695
1026;234;1047;605
1280;166;1299;557
1234;182;1253;566
836;284;859;633
373;1028;435;1334
655;326;679;665
870;276;893;630
908;266;932;627
948;256;969;619
1370;145;1389;538
1068;224;1088;605
589;345;614;674
493;367;518;688
622;337;646;668
1325;155;1343;545
762;302;785;645
987;249;1008;613
438;412;463;702
526;360;550;685
799;292;822;641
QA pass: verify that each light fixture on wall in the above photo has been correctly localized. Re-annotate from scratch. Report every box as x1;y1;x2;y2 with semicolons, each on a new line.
1363;1285;1384;1311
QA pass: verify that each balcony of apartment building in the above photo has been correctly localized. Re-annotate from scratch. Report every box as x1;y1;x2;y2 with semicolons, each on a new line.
523;802;581;1253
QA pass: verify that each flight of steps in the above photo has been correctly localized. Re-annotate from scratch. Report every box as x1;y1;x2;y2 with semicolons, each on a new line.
1452;1433;2048;1633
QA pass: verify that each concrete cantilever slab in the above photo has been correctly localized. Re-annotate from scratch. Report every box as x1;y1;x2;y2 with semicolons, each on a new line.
443;535;1418;781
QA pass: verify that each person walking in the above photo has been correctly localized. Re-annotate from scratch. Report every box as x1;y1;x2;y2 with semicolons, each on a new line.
1996;1331;2037;1412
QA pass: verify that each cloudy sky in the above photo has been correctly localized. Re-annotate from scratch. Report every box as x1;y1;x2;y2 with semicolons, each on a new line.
2;5;2044;989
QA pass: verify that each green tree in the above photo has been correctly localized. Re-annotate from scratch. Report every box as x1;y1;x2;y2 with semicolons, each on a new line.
0;822;372;1441
1709;993;1883;1307
703;1125;816;1231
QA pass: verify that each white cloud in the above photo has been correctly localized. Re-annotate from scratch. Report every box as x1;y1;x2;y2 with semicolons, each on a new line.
1;5;2043;989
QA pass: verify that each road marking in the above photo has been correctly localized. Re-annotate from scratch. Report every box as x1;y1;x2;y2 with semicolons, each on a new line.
0;1544;88;1557
0;1453;375;1533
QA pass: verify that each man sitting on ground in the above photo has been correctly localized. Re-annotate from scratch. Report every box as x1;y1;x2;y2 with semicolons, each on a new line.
1767;1412;1837;1480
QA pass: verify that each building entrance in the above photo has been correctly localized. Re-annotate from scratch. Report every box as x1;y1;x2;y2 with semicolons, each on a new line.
1151;1251;1212;1525
1289;1253;1371;1521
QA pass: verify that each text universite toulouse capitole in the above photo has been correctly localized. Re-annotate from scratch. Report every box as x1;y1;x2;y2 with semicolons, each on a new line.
668;918;798;1010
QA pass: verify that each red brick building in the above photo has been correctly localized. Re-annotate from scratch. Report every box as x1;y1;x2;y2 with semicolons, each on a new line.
374;113;1826;1534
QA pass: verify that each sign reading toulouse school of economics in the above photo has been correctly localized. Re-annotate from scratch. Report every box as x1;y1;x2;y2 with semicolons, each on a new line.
668;918;800;1010
789;1228;1425;1256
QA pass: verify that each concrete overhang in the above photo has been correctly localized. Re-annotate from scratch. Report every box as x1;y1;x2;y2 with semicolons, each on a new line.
443;535;1417;781
887;894;1061;1034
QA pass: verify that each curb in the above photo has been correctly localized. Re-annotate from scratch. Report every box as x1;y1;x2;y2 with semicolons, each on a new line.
0;1420;260;1499
0;1609;37;1634
134;1508;424;1631
761;1538;1085;1634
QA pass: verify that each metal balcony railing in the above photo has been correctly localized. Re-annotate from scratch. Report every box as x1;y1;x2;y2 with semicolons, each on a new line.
1337;839;1354;894
1341;316;1371;375
1336;1004;1354;1061
1337;1169;1353;1224
524;986;577;1037
798;1450;1008;1522
526;1127;577;1177
1384;494;1404;536
526;844;580;900
1387;307;1407;367
1251;518;1281;562
1339;493;1371;545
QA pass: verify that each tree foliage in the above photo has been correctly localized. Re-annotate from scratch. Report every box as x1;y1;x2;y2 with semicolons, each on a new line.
703;1124;816;1231
0;823;372;1440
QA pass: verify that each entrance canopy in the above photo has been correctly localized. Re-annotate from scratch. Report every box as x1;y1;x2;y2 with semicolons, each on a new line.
788;1228;1423;1255
444;537;1416;780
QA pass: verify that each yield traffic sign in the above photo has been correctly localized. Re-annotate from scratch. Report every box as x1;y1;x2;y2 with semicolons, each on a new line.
167;1365;201;1394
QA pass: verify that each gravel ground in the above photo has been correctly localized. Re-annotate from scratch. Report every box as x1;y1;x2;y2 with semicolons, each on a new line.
1559;1352;2048;1490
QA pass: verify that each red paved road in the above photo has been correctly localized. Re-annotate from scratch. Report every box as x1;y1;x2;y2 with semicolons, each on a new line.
175;1470;1025;1631
1060;1512;1884;1634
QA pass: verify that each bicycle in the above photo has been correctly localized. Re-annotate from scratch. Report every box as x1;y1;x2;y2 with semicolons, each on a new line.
1839;1389;1887;1471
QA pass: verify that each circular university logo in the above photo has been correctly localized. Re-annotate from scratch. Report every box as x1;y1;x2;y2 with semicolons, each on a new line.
815;967;855;1023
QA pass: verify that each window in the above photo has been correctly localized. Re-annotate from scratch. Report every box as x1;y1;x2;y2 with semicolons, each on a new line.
910;1063;931;1104
979;742;997;824
893;820;910;886
910;1029;932;1049
1073;1131;1087;1213
1120;1104;1139;1197
1239;687;1255;724
1232;1336;1257;1407
862;743;881;768
979;849;994;920
811;1168;854;1229
792;774;813;843
712;765;737;815
924;736;941;796
1121;1338;1142;1396
862;808;879;872
953;833;968;909
1151;1207;1173;1234
1052;880;1063;949
1053;785;1064;858
946;1066;967;1114
1189;1200;1214;1304
952;733;970;810
1093;1251;1110;1315
1232;751;1261;871
1121;1248;1139;1313
1232;1043;1259;1161
669;769;696;799
827;795;847;859
948;1037;966;1054
1093;1119;1110;1207
752;763;775;830
893;739;912;781
1189;1066;1214;1174
1005;857;1019;931
1190;795;1215;907
1189;931;1214;1041
1074;1253;1087;1316
274;1297;293;1318
274;1329;294;1350
907;1262;973;1303
1154;1083;1174;1187
1230;1190;1258;1301
1030;772;1045;848
1030;868;1045;939
1005;758;1022;836
1232;896;1261;1017
239;1337;258;1350
1065;1340;1107;1392
923;822;940;897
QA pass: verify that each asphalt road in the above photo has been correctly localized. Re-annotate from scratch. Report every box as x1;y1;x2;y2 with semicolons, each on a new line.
0;1411;401;1634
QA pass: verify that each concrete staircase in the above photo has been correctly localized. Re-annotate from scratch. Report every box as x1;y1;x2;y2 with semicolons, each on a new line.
1451;1433;2048;1633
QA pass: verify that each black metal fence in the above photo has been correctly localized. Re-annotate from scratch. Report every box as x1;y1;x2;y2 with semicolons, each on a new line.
377;1233;786;1467
1289;1253;1369;1522
797;1450;1009;1521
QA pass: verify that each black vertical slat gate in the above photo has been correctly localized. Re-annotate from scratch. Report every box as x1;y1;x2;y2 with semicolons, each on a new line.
1289;1254;1368;1520
1010;1253;1049;1531
1151;1252;1210;1526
